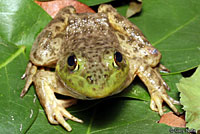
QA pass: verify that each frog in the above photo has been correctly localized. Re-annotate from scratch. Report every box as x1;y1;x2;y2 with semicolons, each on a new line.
20;4;179;131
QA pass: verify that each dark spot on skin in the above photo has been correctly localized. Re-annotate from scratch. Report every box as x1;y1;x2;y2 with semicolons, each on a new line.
55;26;61;31
138;43;145;48
88;66;92;70
87;76;94;84
114;14;124;22
98;75;101;79
69;79;72;83
54;33;64;39
104;74;108;79
63;8;71;14
144;65;148;72
95;79;98;84
88;58;94;62
105;50;110;55
99;69;103;74
92;88;96;91
118;34;125;40
106;7;115;12
101;63;106;68
57;16;65;22
149;71;153;77
158;79;162;86
133;47;138;52
98;56;102;62
78;80;84;87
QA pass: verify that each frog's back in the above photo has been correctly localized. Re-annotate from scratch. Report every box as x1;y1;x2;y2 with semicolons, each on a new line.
30;5;161;68
29;7;119;67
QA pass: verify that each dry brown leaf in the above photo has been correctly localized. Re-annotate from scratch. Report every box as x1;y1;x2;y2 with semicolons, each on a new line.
159;112;186;128
35;0;95;18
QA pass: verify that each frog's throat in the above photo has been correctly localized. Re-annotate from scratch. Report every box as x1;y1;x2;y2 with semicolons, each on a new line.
56;65;129;100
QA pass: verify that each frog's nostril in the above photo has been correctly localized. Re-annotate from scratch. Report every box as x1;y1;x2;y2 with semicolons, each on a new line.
104;74;108;79
87;76;94;84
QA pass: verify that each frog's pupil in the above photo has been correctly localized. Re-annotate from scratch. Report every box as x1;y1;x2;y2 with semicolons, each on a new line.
115;52;122;62
67;55;76;66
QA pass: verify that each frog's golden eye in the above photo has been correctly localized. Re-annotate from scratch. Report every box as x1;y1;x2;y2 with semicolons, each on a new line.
113;51;123;68
67;55;78;71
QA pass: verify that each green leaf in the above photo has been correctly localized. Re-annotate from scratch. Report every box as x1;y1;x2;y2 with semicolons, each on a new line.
0;0;51;47
129;0;200;73
0;40;39;134
0;0;199;133
77;0;114;6
177;66;200;131
28;99;187;134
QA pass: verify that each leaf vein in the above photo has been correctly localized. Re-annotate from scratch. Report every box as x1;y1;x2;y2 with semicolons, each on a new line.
0;46;25;69
153;15;198;46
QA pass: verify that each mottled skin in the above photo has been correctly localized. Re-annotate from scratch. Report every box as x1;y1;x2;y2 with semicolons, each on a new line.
21;5;178;131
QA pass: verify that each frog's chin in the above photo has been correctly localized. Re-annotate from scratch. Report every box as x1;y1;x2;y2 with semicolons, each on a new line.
60;75;129;100
64;85;125;100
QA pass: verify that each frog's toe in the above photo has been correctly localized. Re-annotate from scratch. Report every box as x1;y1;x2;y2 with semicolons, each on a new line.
60;106;83;123
48;114;59;124
49;103;83;131
168;96;180;105
151;94;164;116
54;110;72;131
162;94;179;115
150;99;158;112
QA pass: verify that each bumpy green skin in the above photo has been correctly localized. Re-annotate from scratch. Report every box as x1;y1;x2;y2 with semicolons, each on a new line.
56;52;129;99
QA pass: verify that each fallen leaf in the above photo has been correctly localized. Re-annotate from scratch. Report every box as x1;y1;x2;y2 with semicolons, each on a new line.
159;112;186;128
35;0;95;18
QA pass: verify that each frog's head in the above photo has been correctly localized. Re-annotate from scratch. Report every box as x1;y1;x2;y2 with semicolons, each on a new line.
56;38;130;99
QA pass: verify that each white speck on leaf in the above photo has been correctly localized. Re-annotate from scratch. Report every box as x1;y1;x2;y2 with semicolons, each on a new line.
11;116;14;121
30;109;33;118
20;124;23;131
33;94;36;103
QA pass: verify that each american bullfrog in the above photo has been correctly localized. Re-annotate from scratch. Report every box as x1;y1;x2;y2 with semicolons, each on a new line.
21;4;179;131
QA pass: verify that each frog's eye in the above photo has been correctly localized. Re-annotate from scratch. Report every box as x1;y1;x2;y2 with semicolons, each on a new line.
67;55;78;71
113;51;123;68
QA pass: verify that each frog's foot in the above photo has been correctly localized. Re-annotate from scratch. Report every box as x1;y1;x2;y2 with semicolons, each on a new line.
136;62;179;116
150;91;179;116
34;70;82;131
45;99;83;131
20;62;37;97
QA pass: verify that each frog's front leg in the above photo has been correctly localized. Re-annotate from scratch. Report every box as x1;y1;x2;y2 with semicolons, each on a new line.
136;61;179;116
33;70;83;131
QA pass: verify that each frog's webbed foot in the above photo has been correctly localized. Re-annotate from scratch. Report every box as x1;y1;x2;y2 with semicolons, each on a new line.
34;70;82;131
20;62;37;97
45;98;82;131
135;61;179;116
